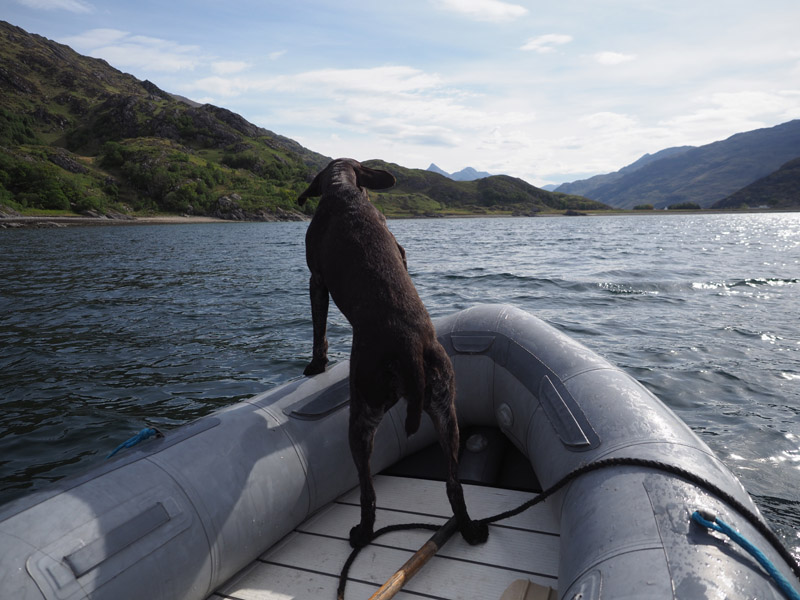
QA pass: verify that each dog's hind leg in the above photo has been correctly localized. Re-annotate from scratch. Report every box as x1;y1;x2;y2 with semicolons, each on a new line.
347;389;384;548
425;351;489;545
304;273;329;376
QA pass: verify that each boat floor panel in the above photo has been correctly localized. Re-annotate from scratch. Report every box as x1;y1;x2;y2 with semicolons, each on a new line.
213;476;559;600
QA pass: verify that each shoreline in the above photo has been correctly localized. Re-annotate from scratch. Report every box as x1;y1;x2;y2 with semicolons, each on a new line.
0;214;294;229
2;208;798;229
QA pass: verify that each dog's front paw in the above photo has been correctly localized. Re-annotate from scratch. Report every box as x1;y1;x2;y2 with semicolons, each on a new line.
349;523;373;548
303;359;328;376
459;519;489;545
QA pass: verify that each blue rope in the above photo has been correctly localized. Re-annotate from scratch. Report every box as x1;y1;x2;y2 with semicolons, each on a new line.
692;510;800;600
106;427;161;459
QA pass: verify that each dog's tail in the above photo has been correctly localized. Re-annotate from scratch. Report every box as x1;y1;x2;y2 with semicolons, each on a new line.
403;344;455;437
402;353;426;437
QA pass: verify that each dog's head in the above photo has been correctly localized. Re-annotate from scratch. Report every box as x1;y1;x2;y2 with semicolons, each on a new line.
297;158;396;205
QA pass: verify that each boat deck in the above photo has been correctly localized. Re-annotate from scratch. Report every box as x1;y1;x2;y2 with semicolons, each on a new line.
209;475;560;600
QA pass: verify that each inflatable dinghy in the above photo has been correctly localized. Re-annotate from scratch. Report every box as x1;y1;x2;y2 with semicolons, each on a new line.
1;304;798;599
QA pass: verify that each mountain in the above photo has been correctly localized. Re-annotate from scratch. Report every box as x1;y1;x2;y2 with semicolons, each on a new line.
712;158;800;209
555;146;693;198
555;122;800;209
0;20;331;219
0;21;605;220
366;160;609;216
451;166;492;181
427;163;492;181
427;163;450;177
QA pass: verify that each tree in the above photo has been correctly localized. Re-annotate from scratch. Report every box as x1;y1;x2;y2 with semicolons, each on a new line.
668;202;701;210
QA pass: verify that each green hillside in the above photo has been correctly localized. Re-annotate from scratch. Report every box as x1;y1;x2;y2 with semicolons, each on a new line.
0;21;330;219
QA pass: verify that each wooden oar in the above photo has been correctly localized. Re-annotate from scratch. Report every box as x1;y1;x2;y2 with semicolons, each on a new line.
367;516;459;600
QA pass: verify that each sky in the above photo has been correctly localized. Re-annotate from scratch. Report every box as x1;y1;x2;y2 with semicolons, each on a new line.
5;0;800;186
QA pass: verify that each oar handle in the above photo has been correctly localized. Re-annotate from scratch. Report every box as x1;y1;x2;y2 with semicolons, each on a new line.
368;516;458;600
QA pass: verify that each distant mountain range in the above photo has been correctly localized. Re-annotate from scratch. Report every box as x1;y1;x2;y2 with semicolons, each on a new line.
0;20;602;219
427;163;492;181
556;122;800;209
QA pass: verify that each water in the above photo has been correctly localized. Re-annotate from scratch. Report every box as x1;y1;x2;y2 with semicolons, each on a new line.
1;213;799;557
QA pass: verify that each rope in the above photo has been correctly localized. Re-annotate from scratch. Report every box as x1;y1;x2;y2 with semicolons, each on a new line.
692;510;800;600
337;456;800;599
337;523;439;600
106;427;162;459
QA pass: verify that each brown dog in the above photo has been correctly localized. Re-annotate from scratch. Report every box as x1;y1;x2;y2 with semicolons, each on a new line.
298;158;488;548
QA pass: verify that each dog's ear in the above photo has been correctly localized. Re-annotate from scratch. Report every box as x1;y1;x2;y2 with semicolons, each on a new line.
355;165;396;191
297;172;323;205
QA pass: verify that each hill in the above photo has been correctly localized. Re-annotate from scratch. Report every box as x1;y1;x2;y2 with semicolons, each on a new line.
365;160;608;217
0;21;331;219
0;21;604;220
712;158;800;209
555;122;800;208
427;163;493;181
555;146;693;198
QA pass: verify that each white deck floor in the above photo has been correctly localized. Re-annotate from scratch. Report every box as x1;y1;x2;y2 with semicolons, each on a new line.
209;475;560;600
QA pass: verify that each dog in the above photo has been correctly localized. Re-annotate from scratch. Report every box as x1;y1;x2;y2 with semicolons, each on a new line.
298;158;488;549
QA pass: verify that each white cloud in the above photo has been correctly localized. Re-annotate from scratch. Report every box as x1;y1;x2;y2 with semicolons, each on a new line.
190;76;243;98
592;51;637;66
188;65;443;98
62;28;128;48
435;0;528;22
188;63;539;160
660;90;800;145
290;66;443;94
211;61;250;75
14;0;92;13
579;112;638;131
268;50;287;61
62;29;205;72
520;34;573;54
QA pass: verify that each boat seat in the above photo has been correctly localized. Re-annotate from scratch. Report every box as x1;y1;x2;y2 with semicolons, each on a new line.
500;579;558;600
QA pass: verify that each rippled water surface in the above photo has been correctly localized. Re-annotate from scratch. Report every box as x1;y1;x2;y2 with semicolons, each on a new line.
1;213;798;554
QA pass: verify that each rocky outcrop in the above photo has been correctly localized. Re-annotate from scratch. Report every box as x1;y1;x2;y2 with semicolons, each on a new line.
0;204;21;218
210;194;247;220
210;194;308;222
47;148;88;173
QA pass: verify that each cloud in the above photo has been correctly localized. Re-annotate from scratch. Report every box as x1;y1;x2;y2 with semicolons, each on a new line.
435;0;528;22
268;50;287;61
62;29;205;72
289;66;443;94
13;0;92;13
579;112;638;131
660;90;800;144
593;51;636;66
520;34;573;54
187;64;538;158
211;61;250;75
188;65;443;98
62;28;128;48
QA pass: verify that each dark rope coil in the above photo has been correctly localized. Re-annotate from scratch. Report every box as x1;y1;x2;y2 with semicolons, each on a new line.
337;456;800;599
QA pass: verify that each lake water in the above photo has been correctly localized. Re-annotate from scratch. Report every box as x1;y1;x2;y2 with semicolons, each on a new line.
1;213;798;557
